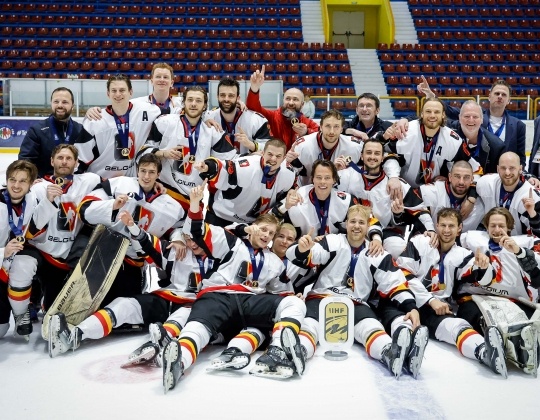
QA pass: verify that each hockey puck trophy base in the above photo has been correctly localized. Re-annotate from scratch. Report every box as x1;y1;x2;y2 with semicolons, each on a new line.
324;350;348;361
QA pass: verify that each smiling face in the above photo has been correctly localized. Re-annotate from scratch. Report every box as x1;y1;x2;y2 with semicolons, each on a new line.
51;90;73;121
7;170;32;204
346;210;368;246
448;165;473;197
436;215;461;247
421;101;445;130
183;90;206;119
51;148;77;177
356;97;379;127
487;214;509;243
312;164;335;200
361;141;383;173
497;152;521;189
262;144;286;174
320;116;343;146
107;80;133;109
137;163;160;193
184;235;205;256
459;103;483;139
250;222;278;249
150;68;174;95
272;226;297;258
281;88;304;115
218;85;239;114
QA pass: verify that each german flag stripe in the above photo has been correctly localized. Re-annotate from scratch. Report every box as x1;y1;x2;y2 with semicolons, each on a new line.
152;290;195;304
381;282;409;299
179;337;198;363
41;252;70;270
202;225;214;254
366;330;387;357
272;320;300;334
236;332;260;350
164;322;181;338
94;310;113;336
299;330;316;348
76;196;101;215
124;256;145;267
0;267;9;283
456;328;478;354
165;189;190;211
8;285;31;301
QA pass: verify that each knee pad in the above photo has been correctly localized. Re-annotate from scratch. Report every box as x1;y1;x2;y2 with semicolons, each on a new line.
9;255;38;288
354;317;385;345
275;295;306;322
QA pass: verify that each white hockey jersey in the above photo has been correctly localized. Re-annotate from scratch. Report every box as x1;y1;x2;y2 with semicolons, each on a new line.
420;180;485;232
387;120;482;188
475;173;540;236
78;176;184;259
75;102;162;179
131;94;183;115
141;114;237;209
28;173;101;260
397;234;491;306
207;155;296;224
286;234;416;311
187;209;285;295
338;167;433;231
460;230;540;302
205;108;271;155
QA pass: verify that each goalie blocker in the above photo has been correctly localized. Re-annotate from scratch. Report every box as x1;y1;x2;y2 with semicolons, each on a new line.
42;224;129;340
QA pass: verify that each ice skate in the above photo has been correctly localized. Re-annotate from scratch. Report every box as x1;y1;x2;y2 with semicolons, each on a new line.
280;326;306;376
14;308;32;341
121;341;160;368
149;322;171;349
48;313;75;358
207;347;251;371
249;345;295;379
162;339;183;394
380;325;411;379
519;325;538;377
475;326;507;378
404;326;429;379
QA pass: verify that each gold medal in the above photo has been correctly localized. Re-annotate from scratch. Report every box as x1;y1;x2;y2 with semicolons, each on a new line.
291;117;299;125
121;148;130;157
346;277;354;288
127;192;135;199
55;177;65;187
438;283;446;291
345;156;352;164
15;236;25;244
188;155;196;164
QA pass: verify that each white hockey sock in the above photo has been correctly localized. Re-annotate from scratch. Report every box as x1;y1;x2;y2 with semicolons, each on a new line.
227;327;264;354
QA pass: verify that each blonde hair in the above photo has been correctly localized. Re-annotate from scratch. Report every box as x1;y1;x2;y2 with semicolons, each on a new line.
347;205;371;221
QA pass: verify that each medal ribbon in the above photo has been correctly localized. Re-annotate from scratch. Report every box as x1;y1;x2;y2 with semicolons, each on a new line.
488;239;502;252
348;243;366;281
420;124;440;184
151;94;171;110
49;116;73;145
180;115;201;160
437;251;447;288
3;190;26;238
108;104;133;149
310;188;331;236
220;110;242;150
498;178;523;209
243;240;265;281
488;118;506;138
316;132;339;161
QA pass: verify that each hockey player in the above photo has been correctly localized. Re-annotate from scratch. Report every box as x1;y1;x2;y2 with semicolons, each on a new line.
279;160;384;256
19;87;83;177
420;160;485;233
337;139;435;257
286;204;428;379
140;85;237;211
385;98;482;188
0;160;38;339
74;74;162;179
473;152;540;236
393;208;506;377
195;138;296;227
78;154;184;305
247;65;319;151
459;207;540;376
16;145;100;314
161;181;306;392
205;77;271;155
130;63;183;113
48;211;200;360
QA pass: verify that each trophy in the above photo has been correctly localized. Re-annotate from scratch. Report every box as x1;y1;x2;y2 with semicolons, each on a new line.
318;296;354;360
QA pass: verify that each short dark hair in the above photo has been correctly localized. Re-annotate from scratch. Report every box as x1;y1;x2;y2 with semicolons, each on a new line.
320;109;345;126
264;139;287;154
490;79;512;96
312;159;339;183
107;74;132;91
483;207;514;232
362;139;384;153
6;160;38;184
138;153;162;173
51;144;78;161
436;207;462;225
357;93;380;109
182;85;208;106
217;77;240;96
51;87;74;104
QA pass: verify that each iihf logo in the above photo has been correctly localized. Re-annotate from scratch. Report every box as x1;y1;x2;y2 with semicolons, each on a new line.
0;125;14;142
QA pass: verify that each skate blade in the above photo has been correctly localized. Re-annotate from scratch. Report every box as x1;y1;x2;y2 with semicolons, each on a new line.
487;328;508;379
163;343;179;394
393;328;412;379
206;358;249;372
120;350;158;368
281;328;304;376
249;366;294;379
409;327;429;379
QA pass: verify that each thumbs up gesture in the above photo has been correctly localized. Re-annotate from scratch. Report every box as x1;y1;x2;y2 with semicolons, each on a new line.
298;227;316;253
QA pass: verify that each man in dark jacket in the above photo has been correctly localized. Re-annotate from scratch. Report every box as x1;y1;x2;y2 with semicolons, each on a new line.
343;93;393;142
19;87;83;177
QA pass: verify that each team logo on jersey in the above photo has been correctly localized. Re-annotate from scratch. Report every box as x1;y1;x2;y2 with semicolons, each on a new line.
336;191;347;200
358;198;371;207
173;146;193;175
132;205;154;231
57;202;78;232
489;254;503;283
239;159;250;168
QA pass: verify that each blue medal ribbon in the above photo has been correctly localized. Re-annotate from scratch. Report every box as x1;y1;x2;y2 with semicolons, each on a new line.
419;124;440;184
488;118;506;138
3;190;26;238
347;243;366;281
310;188;331;236
180;115;201;161
243;240;265;281
109;105;132;149
151;94;171;110
437;251;447;288
488;239;502;253
195;256;206;278
48;116;73;145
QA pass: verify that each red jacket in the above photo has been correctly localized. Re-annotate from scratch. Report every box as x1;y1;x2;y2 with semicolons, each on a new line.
246;89;319;151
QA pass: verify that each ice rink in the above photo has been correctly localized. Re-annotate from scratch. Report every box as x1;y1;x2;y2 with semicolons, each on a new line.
1;151;540;420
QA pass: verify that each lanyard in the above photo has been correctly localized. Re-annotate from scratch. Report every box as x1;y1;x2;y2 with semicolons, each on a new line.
419;125;440;184
195;256;207;278
243;240;265;281
488;239;502;253
49;116;73;145
316;132;339;161
151;94;171;110
437;251;447;288
128;186;159;202
488;118;506;138
109;104;132;149
347;243;365;281
220;110;242;150
445;182;464;209
310;189;331;236
3;190;26;238
180;115;201;159
498;178;523;209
